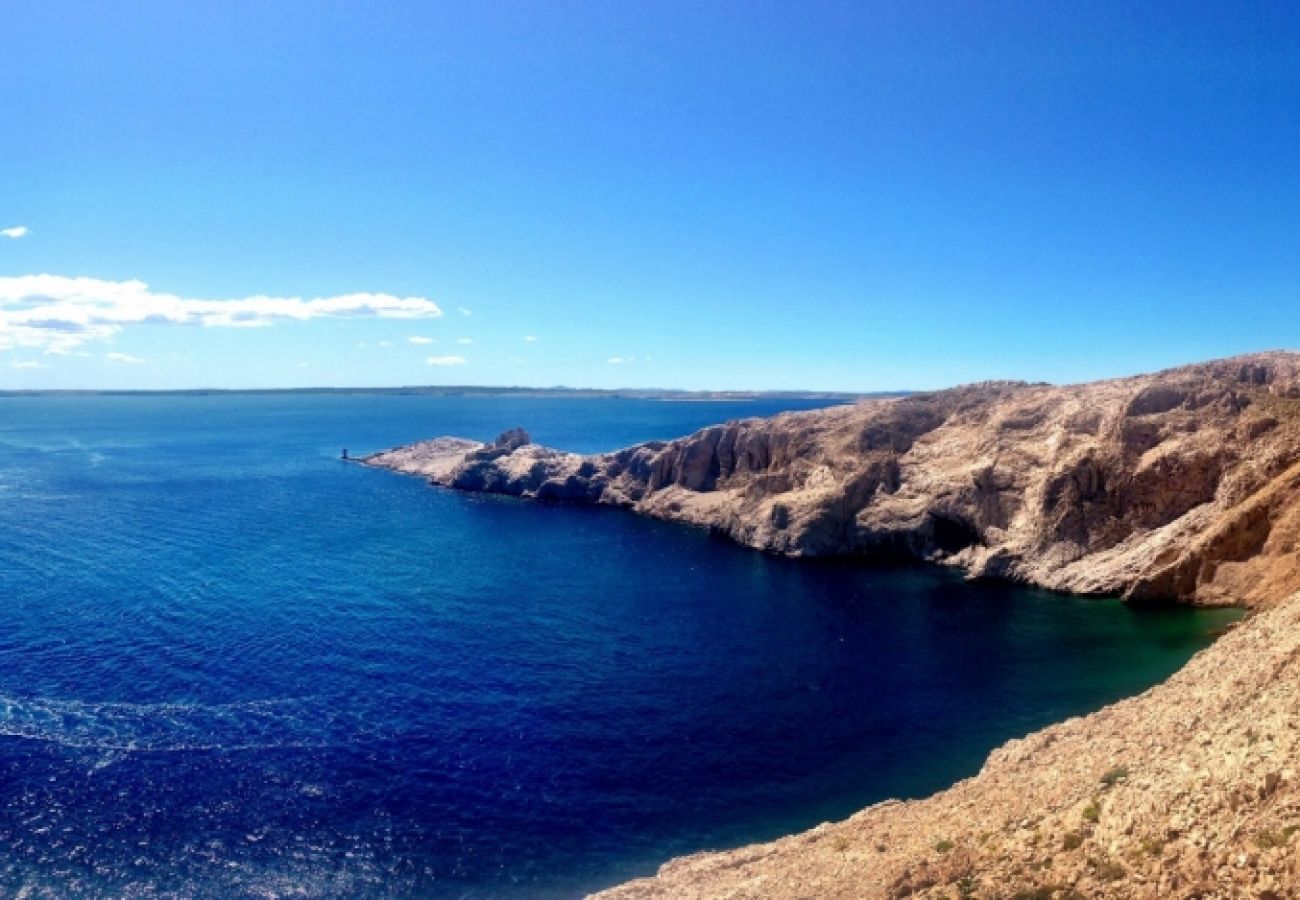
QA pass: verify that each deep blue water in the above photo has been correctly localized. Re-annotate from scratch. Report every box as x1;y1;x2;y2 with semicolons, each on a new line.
0;394;1236;898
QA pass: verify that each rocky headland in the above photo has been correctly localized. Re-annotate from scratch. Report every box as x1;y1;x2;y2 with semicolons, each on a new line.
363;351;1300;897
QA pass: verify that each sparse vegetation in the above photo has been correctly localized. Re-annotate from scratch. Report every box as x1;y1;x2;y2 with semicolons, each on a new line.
1090;857;1126;882
934;838;955;853
830;835;849;853
1081;801;1100;823
1255;828;1293;849
1061;830;1084;850
1138;835;1166;857
1009;888;1054;900
1100;765;1130;787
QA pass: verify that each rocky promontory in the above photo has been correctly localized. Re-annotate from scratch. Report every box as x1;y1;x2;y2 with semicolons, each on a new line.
364;351;1300;609
362;351;1300;897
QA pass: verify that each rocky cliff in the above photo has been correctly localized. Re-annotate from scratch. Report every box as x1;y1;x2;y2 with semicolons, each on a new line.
364;351;1300;609
361;351;1300;897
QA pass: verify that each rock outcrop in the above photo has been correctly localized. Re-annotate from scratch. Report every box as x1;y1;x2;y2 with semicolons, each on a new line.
364;352;1300;608
361;352;1300;897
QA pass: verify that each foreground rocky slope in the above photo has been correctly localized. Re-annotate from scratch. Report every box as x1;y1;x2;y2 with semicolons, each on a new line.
597;591;1300;899
362;352;1300;898
365;352;1300;608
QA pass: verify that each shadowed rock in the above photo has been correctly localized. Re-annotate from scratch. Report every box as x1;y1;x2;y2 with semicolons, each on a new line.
363;351;1300;607
360;351;1300;899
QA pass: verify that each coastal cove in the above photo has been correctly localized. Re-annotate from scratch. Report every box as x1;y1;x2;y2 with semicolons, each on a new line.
0;393;1236;897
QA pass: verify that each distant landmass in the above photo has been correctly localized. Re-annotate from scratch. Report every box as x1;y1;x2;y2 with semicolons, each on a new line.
0;386;905;401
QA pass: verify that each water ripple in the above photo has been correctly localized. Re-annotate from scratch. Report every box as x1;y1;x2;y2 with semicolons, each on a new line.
0;694;388;754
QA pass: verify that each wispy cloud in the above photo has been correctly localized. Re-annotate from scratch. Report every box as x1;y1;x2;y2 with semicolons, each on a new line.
523;335;539;342
426;355;467;366
456;337;473;345
0;275;443;353
9;359;47;369
457;307;472;316
408;336;435;345
105;352;148;364
1;226;28;239
608;356;636;364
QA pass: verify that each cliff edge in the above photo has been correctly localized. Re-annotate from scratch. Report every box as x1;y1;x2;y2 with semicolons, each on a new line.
361;351;1300;897
364;351;1300;608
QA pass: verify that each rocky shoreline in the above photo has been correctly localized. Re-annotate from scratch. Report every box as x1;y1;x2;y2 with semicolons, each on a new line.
365;351;1300;609
362;351;1300;897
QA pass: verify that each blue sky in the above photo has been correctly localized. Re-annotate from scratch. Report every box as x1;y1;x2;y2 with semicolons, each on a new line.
2;1;1298;391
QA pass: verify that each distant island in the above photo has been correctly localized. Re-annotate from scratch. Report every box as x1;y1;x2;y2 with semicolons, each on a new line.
361;351;1300;899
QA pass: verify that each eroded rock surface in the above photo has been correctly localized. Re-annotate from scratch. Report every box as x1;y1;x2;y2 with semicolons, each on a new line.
361;352;1300;898
364;352;1300;608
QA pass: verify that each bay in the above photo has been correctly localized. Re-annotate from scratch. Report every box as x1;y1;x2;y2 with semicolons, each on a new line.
0;393;1236;897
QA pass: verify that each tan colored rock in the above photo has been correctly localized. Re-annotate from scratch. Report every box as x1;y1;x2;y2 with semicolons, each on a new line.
364;351;1300;607
362;351;1300;898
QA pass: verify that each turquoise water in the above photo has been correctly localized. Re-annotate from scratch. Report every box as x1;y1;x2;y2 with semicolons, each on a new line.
0;394;1237;897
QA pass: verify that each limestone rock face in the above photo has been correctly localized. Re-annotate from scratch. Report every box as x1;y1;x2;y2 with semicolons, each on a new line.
358;352;1300;899
363;351;1300;608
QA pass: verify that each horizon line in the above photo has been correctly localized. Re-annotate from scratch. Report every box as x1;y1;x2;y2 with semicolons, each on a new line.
0;384;913;398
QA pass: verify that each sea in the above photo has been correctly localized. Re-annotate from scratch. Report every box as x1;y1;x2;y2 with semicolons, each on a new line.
0;392;1238;897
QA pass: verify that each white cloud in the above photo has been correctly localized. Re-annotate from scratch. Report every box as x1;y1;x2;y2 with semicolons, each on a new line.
2;226;29;239
0;274;443;354
105;352;148;364
456;337;473;345
408;336;435;345
9;359;47;369
457;307;472;316
608;356;637;364
378;340;393;347
523;335;539;342
426;355;467;366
